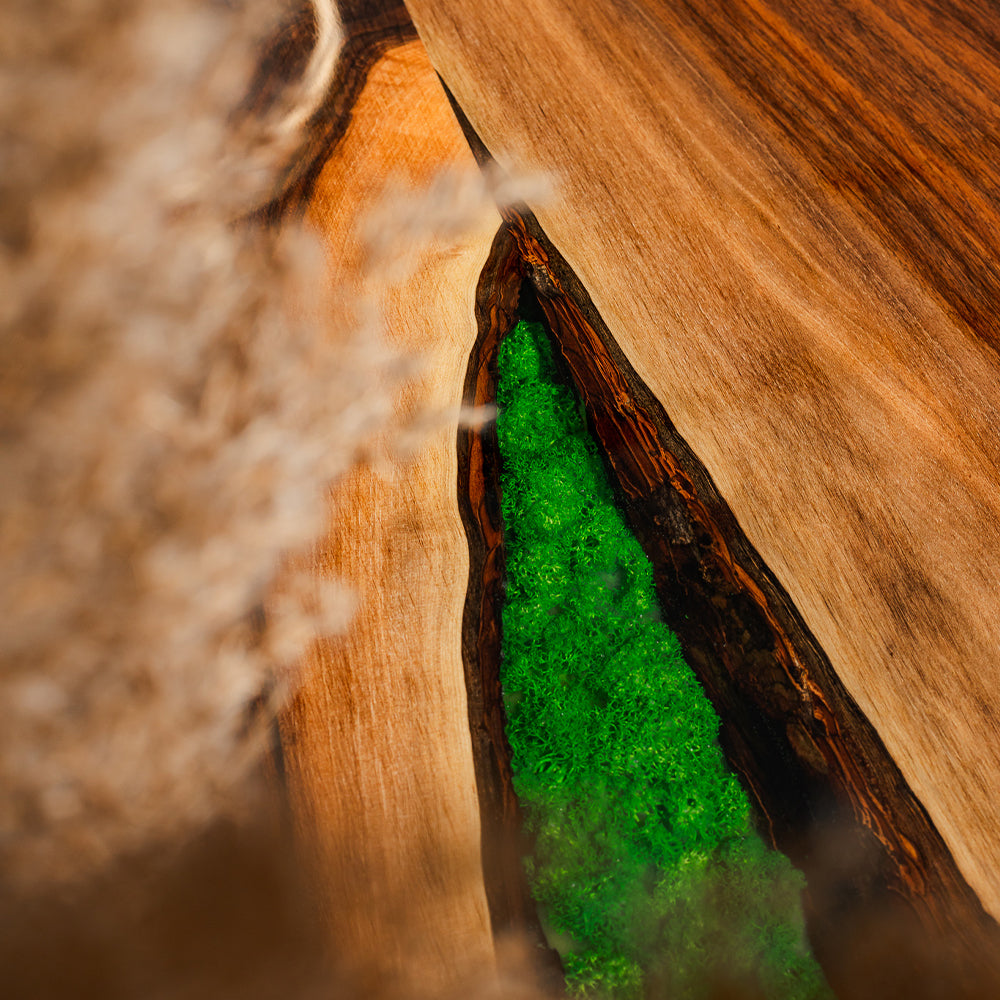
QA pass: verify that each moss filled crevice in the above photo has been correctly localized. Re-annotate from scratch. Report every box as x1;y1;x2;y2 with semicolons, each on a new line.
456;195;1000;996
495;315;830;999
496;211;1000;997
441;85;979;933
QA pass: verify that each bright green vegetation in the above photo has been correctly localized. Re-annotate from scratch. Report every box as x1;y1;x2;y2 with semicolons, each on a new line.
496;319;831;1000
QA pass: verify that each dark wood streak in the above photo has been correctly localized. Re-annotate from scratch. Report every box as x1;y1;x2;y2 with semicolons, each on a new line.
250;1;418;226
238;3;318;124
499;209;1000;997
457;226;565;990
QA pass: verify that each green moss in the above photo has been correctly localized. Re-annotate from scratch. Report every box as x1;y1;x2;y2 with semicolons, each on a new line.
496;319;831;1000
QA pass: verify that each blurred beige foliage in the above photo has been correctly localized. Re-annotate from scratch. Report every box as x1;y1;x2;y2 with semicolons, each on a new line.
0;0;404;886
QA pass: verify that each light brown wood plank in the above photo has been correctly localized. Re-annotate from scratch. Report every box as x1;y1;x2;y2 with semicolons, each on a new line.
405;0;1000;938
277;39;503;994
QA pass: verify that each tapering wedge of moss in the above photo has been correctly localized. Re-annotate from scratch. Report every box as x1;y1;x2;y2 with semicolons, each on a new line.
496;319;830;1000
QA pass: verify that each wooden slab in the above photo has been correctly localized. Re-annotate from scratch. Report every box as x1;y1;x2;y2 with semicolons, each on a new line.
403;0;1000;972
276;39;503;995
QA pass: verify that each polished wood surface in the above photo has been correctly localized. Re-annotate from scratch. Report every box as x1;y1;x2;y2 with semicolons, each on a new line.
277;40;502;992
405;0;1000;929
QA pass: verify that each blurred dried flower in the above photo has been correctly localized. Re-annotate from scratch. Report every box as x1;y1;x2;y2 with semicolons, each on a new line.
0;0;399;886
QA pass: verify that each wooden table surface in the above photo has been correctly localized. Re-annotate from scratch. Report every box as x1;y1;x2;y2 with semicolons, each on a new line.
273;1;1000;994
405;0;1000;921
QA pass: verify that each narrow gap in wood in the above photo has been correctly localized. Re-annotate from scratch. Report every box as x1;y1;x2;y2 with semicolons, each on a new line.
494;308;843;997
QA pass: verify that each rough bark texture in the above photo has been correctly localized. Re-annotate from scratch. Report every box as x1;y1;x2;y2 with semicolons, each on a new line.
457;226;565;989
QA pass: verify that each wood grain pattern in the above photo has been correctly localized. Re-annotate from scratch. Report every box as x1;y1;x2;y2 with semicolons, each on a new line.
405;0;1000;946
276;40;503;992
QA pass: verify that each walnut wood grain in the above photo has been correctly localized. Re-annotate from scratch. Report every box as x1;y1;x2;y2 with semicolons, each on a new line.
275;40;502;993
405;0;1000;936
